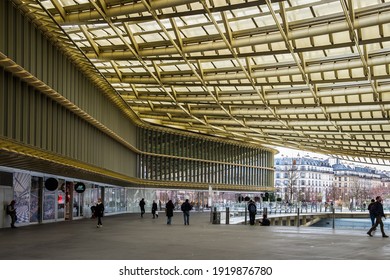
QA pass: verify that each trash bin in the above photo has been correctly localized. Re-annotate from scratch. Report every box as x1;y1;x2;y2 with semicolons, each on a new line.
212;211;221;224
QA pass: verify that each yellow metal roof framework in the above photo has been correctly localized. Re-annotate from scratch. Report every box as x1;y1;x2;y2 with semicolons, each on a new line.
9;0;390;166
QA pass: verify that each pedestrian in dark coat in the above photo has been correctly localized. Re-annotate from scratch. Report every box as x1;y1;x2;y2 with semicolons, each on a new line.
165;200;175;225
367;199;376;227
152;200;158;219
7;200;17;228
139;198;146;218
248;200;257;225
181;199;193;225
95;198;104;228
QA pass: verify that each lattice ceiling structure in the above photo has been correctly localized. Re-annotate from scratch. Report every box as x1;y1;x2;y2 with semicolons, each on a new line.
9;0;390;166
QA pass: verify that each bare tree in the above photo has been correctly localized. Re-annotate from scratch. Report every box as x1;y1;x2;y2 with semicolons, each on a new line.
369;183;390;200
349;177;369;209
283;159;300;203
326;182;340;204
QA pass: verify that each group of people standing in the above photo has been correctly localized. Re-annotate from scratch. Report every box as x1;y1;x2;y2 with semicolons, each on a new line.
140;198;193;225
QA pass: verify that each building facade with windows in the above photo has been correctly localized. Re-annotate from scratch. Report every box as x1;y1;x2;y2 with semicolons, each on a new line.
274;157;333;203
332;163;382;208
275;156;387;207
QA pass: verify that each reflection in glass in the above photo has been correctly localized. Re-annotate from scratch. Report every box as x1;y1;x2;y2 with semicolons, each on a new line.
43;191;56;220
57;180;65;219
30;176;40;223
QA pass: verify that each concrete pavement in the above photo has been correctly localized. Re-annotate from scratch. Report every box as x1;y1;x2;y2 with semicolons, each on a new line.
0;212;389;260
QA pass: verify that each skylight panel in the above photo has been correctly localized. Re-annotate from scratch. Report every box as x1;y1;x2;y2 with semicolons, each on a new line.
313;1;342;17
360;26;381;41
232;6;260;18
182;14;210;26
39;0;55;9
325;47;354;57
355;0;382;8
176;64;192;71
142;33;164;43
232;18;257;31
181;26;207;38
203;24;220;36
132;67;148;73
96;38;111;47
252;55;277;64
287;7;314;21
138;21;161;32
290;0;322;6
274;53;295;63
212;60;235;68
159;65;179;71
253;15;276;28
301;50;326;60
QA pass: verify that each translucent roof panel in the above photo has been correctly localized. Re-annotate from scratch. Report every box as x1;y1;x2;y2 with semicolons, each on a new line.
11;0;390;163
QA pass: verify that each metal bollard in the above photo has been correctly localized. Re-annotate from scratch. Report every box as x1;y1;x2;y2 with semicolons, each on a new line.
244;206;247;225
226;207;229;224
332;207;335;229
297;208;300;227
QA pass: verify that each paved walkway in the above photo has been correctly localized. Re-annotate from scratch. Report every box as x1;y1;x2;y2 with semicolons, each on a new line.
0;212;389;260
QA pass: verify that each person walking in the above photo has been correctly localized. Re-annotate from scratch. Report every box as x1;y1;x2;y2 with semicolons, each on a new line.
152;200;158;219
165;199;175;225
95;198;104;228
139;198;146;218
248;199;257;225
181;199;193;225
367;196;388;238
7;200;17;228
367;199;376;227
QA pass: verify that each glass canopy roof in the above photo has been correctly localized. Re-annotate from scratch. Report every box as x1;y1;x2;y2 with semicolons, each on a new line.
10;0;390;165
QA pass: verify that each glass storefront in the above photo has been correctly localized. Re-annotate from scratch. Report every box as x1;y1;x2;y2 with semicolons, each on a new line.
2;111;274;230
2;167;268;229
13;173;31;224
43;188;56;221
83;184;100;218
30;176;40;223
73;190;83;218
7;173;93;226
103;187;127;214
57;180;65;219
42;178;67;222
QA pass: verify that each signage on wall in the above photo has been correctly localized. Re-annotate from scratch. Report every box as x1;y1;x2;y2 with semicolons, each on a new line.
74;182;86;193
44;177;58;191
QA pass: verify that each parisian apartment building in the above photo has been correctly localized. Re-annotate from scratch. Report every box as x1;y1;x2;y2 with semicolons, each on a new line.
274;156;390;206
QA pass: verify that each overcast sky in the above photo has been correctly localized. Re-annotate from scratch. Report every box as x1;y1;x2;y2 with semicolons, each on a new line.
275;147;327;159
